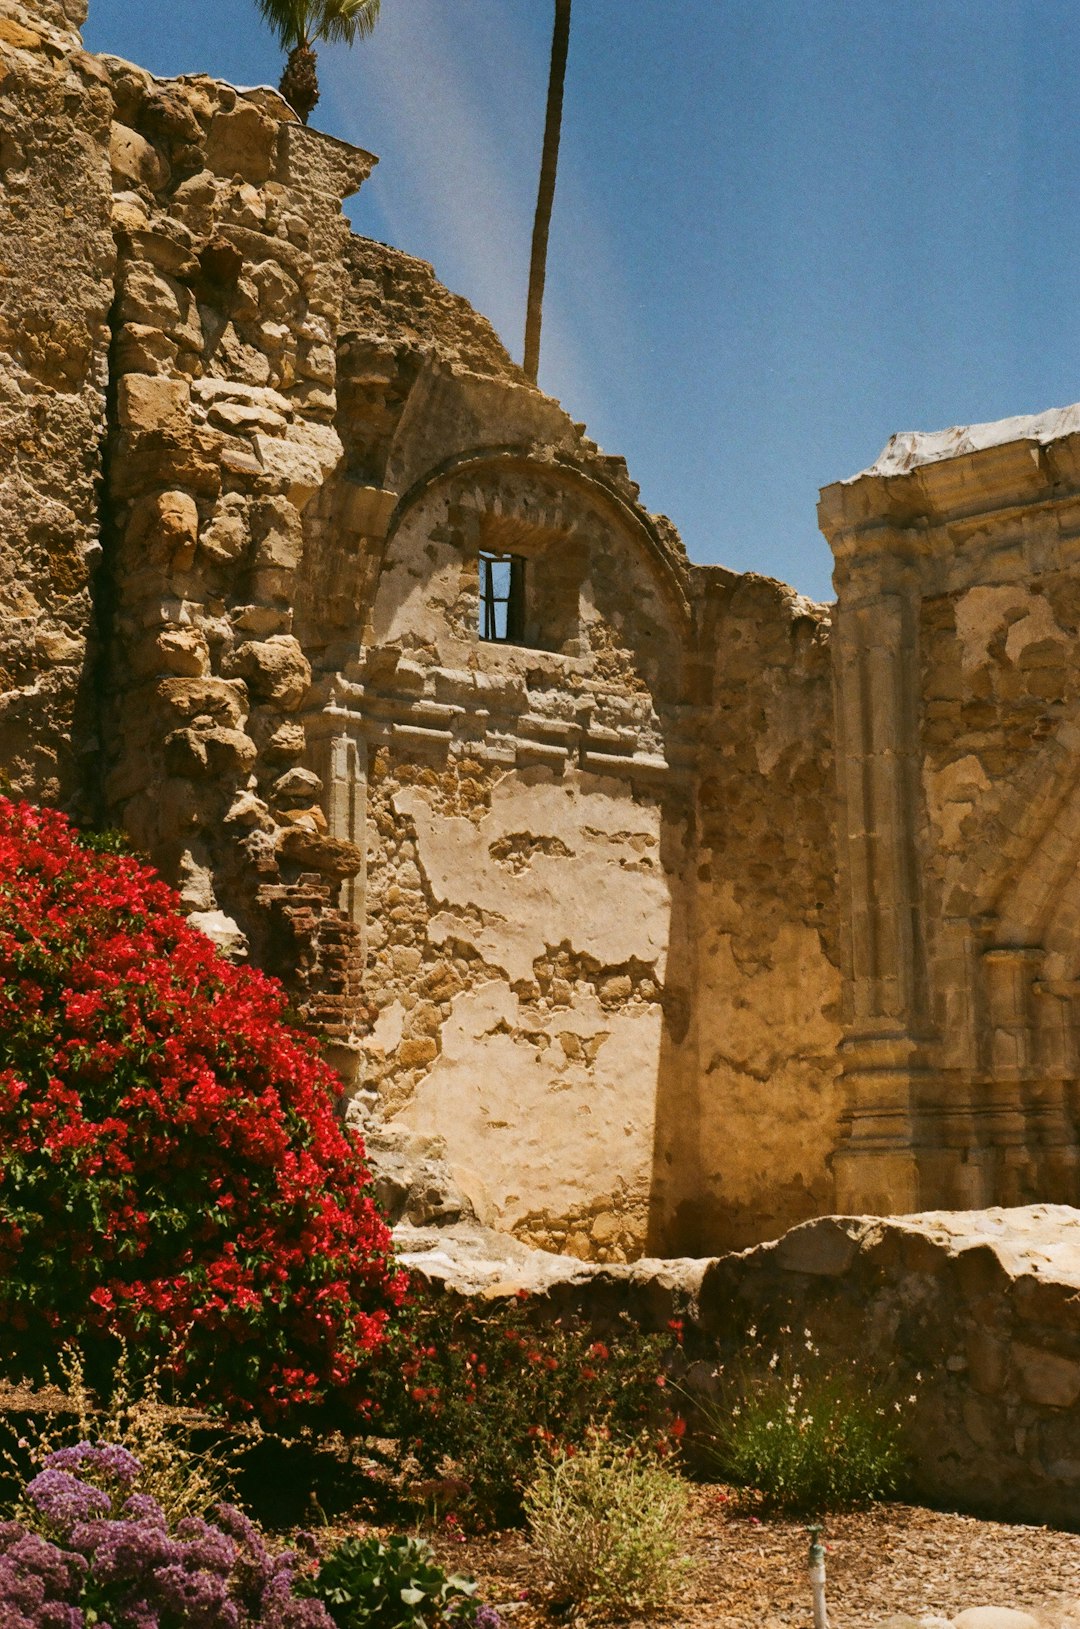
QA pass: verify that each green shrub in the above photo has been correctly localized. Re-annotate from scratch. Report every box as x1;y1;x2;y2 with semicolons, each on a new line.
299;1533;488;1628
377;1292;683;1528
700;1336;907;1511
523;1436;693;1620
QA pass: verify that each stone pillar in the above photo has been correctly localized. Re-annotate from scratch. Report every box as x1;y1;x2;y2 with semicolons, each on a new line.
826;529;930;1214
311;721;368;937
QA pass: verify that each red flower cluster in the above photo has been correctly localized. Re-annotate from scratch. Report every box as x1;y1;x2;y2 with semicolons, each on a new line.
381;1293;683;1526
0;799;406;1422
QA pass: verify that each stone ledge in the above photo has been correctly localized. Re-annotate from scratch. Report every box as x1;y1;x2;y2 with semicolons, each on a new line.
396;1204;1080;1527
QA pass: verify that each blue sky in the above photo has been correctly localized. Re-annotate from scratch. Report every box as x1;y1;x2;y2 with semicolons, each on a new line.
84;1;1080;602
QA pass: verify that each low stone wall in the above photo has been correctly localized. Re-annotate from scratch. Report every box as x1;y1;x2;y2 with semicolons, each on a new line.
398;1204;1080;1529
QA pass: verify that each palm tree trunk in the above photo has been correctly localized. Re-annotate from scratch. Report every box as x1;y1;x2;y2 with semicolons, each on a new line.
280;41;320;125
523;0;571;385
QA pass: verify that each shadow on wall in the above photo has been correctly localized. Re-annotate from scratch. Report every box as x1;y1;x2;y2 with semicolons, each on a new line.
649;573;844;1256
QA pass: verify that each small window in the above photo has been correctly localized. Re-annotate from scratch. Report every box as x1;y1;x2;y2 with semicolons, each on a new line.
479;551;526;643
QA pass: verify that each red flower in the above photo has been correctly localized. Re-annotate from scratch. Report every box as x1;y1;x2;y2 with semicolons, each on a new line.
0;798;407;1424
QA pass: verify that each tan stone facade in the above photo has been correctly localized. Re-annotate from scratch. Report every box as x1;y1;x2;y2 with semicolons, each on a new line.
9;0;1080;1260
821;409;1080;1219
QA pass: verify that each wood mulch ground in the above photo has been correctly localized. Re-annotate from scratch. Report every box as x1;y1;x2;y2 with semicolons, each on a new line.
5;1388;1080;1627
423;1487;1080;1629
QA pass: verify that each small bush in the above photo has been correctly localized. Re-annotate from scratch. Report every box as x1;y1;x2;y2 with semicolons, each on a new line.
378;1292;683;1527
523;1436;693;1620
700;1335;907;1511
300;1532;495;1628
0;798;406;1424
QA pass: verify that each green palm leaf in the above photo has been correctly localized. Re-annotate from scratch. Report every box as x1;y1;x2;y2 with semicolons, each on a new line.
255;0;380;51
315;0;380;46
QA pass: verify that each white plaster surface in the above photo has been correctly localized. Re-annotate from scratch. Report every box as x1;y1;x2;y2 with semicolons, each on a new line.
392;979;661;1231
852;401;1080;480
393;768;671;984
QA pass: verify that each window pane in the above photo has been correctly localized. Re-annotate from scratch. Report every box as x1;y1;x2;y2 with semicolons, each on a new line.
479;551;521;643
487;557;512;599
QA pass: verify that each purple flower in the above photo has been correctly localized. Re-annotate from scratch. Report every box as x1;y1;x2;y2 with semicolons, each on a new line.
79;1516;174;1584
118;1496;166;1528
43;1444;141;1489
474;1607;503;1629
143;1561;238;1626
0;1524;88;1628
5;1454;335;1629
174;1514;239;1574
26;1468;111;1532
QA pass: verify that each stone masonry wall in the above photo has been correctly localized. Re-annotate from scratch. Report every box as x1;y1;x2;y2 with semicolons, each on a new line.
655;569;843;1254
316;442;698;1261
820;409;1080;1219
90;52;374;1045
0;0;114;806
699;1206;1080;1529
401;1204;1080;1530
2;8;850;1257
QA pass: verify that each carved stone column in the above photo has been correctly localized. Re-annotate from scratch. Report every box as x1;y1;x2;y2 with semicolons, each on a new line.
825;525;930;1214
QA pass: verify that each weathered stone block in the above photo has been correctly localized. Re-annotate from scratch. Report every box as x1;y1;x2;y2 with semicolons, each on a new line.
204;102;278;184
271;766;322;803
398;1036;438;1069
262;721;305;761
276;827;364;879
1011;1342;1080;1409
164;723;257;778
199;499;249;563
117;374;191;436
114;322;179;376
156;677;247;727
771;1216;865;1277
224;636;311;710
109;122;167;190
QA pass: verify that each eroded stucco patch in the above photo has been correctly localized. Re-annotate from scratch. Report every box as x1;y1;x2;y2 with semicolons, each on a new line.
392;769;670;984
392;979;661;1244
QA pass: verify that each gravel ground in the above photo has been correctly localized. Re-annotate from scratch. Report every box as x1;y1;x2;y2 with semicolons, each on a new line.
427;1488;1080;1629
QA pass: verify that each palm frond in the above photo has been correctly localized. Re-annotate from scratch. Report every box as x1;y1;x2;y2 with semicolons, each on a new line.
256;0;314;51
313;0;381;46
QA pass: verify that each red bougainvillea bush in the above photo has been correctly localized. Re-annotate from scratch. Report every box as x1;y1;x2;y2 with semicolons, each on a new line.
0;798;406;1424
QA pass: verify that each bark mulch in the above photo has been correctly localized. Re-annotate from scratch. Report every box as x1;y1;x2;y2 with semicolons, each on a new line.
426;1487;1080;1629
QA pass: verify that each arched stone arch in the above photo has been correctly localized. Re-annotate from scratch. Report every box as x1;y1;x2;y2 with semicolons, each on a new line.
301;443;699;1261
928;706;1080;1204
382;445;693;634
945;707;1080;929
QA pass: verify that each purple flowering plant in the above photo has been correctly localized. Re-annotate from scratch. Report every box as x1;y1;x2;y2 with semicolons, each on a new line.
2;1443;502;1629
4;1442;335;1627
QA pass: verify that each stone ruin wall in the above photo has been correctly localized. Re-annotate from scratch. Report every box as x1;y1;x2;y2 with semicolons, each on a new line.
680;570;842;1251
821;416;1080;1222
0;0;844;1260
0;0;114;805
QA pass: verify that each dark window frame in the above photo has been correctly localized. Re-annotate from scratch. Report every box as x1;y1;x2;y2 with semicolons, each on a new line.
479;550;526;643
